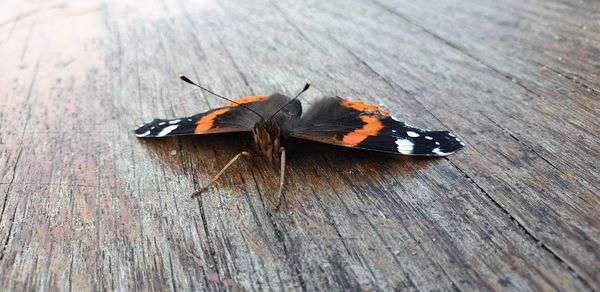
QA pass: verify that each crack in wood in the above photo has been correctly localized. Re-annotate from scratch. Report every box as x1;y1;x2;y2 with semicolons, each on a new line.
444;158;593;291
368;0;553;103
529;59;600;98
479;112;561;172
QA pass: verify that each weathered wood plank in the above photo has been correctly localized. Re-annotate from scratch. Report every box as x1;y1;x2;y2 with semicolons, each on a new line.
0;0;597;291
332;0;600;287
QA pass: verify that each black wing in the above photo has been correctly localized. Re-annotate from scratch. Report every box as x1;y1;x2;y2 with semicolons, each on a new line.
134;94;290;138
290;97;464;156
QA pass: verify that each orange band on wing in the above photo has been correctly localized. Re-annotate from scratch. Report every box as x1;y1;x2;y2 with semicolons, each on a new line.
341;115;384;146
340;99;390;116
195;108;230;133
220;95;268;106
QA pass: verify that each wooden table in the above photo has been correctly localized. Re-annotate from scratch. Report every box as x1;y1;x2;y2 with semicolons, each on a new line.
1;0;598;290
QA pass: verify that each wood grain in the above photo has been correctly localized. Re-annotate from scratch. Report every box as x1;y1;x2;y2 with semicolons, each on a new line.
0;0;598;290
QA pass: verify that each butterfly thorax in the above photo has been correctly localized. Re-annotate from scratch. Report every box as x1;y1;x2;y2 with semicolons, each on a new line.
252;120;283;163
252;97;302;163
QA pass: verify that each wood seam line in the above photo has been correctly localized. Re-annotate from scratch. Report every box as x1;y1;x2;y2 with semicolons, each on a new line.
367;0;600;99
445;158;593;290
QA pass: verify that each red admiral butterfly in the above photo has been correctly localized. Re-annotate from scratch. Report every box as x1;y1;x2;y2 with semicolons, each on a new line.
135;75;464;202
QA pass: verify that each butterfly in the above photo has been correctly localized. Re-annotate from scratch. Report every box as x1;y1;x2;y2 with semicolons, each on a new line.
134;75;464;203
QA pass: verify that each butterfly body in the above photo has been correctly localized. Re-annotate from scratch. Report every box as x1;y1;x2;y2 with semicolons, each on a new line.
252;94;301;163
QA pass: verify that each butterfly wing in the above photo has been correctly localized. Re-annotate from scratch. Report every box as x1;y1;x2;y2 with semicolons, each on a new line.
290;97;464;156
134;94;289;138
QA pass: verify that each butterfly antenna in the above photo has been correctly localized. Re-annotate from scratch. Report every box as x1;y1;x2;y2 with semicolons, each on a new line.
268;81;311;121
179;74;265;121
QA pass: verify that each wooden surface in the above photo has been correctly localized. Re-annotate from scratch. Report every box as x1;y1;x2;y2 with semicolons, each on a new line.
0;0;598;290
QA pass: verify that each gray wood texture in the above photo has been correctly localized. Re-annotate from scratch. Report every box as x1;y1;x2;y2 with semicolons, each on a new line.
0;0;598;290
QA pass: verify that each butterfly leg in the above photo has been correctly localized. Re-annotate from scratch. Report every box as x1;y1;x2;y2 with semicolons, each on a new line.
191;151;251;198
274;147;286;208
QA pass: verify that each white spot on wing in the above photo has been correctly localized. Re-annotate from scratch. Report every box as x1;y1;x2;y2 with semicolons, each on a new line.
169;119;181;124
435;141;440;145
407;131;419;137
136;130;151;137
395;139;414;154
159;122;166;126
424;136;433;140
157;125;179;137
432;147;454;156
